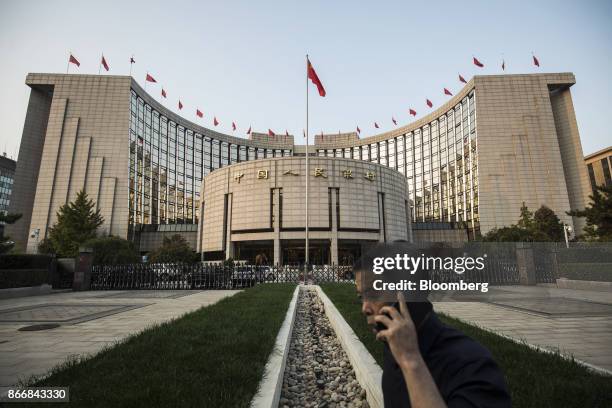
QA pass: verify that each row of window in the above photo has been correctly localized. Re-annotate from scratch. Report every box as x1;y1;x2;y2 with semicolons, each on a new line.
129;89;478;230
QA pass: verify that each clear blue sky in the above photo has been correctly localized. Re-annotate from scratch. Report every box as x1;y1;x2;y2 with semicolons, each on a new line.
0;0;610;159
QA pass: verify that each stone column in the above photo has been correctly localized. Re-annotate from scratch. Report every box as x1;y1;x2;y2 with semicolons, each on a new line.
377;193;386;243
273;188;281;265
516;243;536;285
73;247;93;291
330;188;338;265
225;193;234;260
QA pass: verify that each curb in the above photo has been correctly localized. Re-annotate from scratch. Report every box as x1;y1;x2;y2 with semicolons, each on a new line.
315;285;384;408
250;285;300;408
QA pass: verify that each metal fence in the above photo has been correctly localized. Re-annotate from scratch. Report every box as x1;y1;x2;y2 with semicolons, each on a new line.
89;243;612;290
90;263;354;290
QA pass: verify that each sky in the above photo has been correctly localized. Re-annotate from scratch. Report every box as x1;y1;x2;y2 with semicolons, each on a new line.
0;0;611;160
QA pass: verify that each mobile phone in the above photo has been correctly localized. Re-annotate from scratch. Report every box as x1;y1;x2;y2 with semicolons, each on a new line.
374;301;433;333
374;302;398;333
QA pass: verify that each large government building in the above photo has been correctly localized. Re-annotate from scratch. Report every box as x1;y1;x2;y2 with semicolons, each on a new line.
7;72;592;263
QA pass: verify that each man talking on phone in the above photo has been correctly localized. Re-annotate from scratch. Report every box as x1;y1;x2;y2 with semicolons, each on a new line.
355;271;512;408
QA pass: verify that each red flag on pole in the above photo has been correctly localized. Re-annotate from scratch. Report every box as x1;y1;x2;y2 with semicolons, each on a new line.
533;55;540;67
459;74;467;84
161;88;167;98
232;122;236;131
247;126;252;135
196;109;203;118
101;55;109;71
409;108;417;116
178;100;183;110
268;129;275;136
307;58;326;97
392;117;397;126
426;99;433;108
444;88;453;96
356;126;361;134
473;57;484;68
146;73;157;83
69;54;80;67
374;122;379;129
214;117;219;126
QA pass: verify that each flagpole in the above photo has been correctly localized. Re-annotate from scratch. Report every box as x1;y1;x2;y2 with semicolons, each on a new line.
98;53;102;75
305;54;310;271
66;51;70;74
130;55;134;77
144;71;148;91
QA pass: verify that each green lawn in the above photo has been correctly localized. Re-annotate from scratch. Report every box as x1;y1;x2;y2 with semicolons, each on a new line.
320;283;612;408
24;284;296;408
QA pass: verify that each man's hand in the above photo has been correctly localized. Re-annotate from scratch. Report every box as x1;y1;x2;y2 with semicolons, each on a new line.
374;291;421;367
375;292;447;408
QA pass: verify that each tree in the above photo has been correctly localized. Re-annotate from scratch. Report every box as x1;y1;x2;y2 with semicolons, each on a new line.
148;234;197;263
482;203;562;242
517;202;534;231
568;184;612;241
47;190;104;257
534;205;564;241
84;236;140;265
0;212;22;254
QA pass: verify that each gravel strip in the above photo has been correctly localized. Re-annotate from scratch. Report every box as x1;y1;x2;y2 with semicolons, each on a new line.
279;287;369;408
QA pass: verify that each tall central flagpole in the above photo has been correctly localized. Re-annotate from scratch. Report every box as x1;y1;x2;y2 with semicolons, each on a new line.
305;54;310;269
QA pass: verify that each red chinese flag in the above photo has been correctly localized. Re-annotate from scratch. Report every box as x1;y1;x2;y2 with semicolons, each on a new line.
178;100;183;110
161;88;167;98
196;109;203;118
533;55;540;67
307;59;326;97
356;126;361;134
444;88;453;96
146;73;157;83
268;129;275;136
392;117;397;126
374;122;379;129
409;108;417;116
214;116;219;126
473;57;484;68
459;74;467;84
69;54;80;67
426;99;433;108
101;55;109;71
232;122;237;131
247;126;252;135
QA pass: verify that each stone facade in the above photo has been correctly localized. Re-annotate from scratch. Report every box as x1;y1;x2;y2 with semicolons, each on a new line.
198;157;410;264
584;146;612;192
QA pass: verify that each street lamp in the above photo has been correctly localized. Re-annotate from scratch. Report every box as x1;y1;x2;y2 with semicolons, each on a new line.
563;224;573;248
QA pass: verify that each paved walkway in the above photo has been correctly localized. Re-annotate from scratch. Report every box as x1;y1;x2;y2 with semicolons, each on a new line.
434;285;612;373
0;290;239;386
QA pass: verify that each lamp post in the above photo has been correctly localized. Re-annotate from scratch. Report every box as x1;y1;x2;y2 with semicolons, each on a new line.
563;224;573;249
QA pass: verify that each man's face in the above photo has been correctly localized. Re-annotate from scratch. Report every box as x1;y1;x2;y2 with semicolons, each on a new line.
356;271;387;333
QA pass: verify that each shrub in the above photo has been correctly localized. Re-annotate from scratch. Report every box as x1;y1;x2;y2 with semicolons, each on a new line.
84;236;140;265
149;234;198;263
0;254;55;270
0;269;50;289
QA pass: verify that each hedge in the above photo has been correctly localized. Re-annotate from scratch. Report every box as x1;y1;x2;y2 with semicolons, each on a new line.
0;269;50;289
